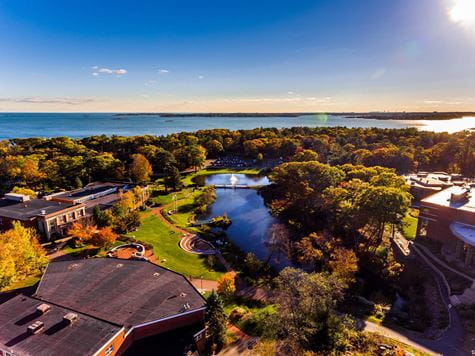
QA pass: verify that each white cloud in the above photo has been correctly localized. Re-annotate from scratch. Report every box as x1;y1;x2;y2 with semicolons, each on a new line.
92;67;128;76
139;94;151;98
287;91;294;95
145;79;157;86
225;96;333;104
198;75;204;79
0;97;95;105
423;99;464;105
158;69;169;74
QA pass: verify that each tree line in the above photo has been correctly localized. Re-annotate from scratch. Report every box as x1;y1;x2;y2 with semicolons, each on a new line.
0;127;473;194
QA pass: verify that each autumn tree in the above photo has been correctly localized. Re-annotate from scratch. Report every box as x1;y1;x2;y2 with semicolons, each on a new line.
92;227;118;248
292;149;319;162
217;272;236;299
68;222;97;243
328;248;358;285
11;186;36;198
271;267;346;353
129;153;153;184
0;222;48;289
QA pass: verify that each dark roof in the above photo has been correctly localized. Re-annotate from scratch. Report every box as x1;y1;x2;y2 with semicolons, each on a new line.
0;199;77;220
0;295;121;356
34;259;207;327
51;182;125;201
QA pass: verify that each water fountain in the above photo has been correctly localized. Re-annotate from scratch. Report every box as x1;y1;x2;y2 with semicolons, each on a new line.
229;174;238;187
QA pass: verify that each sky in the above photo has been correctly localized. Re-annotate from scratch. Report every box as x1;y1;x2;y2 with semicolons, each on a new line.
0;0;474;112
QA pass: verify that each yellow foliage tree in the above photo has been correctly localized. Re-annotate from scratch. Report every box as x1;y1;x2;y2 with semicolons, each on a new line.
217;272;236;299
11;186;37;198
328;248;358;285
0;222;48;290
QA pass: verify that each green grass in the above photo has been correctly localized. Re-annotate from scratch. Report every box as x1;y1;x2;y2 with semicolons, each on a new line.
402;209;418;240
127;213;224;280
181;168;261;186
152;187;194;206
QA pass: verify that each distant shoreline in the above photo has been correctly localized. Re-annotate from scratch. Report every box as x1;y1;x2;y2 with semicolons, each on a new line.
114;112;475;120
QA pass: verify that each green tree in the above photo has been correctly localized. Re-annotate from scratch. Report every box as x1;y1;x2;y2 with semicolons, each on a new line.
205;291;227;350
163;164;182;191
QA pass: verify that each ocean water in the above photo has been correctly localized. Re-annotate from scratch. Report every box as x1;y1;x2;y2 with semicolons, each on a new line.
0;113;473;139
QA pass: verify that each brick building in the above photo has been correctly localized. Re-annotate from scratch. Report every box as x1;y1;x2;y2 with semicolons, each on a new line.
417;185;475;267
0;259;207;356
0;193;86;240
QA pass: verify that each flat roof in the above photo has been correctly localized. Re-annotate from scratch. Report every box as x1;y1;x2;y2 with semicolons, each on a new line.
0;295;121;356
450;222;475;247
0;199;78;220
51;182;124;201
421;186;475;213
34;259;207;327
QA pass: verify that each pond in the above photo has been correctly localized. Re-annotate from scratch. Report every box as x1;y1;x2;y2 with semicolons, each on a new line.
201;174;292;270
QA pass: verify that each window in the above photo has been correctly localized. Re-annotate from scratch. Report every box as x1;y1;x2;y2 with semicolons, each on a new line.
68;212;75;220
79;209;85;217
60;215;67;223
105;344;114;356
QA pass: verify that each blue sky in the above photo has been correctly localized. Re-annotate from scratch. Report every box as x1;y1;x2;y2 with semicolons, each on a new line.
0;0;474;112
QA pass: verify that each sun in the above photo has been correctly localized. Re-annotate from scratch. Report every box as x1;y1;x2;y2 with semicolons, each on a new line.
448;0;475;31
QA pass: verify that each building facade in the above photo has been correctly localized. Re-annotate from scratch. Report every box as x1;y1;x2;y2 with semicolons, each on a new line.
417;185;475;267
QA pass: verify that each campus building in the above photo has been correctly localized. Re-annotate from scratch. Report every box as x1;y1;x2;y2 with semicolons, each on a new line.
0;259;207;356
0;182;150;240
417;185;475;267
0;193;86;240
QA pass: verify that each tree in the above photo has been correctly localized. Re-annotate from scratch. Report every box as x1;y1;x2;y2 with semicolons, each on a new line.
205;291;227;351
92;227;117;248
271;267;346;353
68;222;97;243
163;164;182;191
292;149;319;162
93;206;113;227
11;186;36;198
0;222;48;289
129;153;153;184
328;248;358;285
217;272;236;299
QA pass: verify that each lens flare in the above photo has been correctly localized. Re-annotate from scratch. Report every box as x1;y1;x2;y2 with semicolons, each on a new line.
448;0;475;32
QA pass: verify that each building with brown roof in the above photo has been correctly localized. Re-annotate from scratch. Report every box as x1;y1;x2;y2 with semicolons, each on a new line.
417;185;475;267
0;259;207;356
0;193;86;240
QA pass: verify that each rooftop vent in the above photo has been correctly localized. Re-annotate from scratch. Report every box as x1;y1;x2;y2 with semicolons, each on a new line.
180;292;187;297
153;272;160;277
63;313;78;325
27;321;44;334
450;190;470;204
36;303;51;315
5;193;31;202
116;263;123;268
183;302;191;310
40;209;46;215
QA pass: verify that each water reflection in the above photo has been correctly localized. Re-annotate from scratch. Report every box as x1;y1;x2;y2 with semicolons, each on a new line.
202;174;292;270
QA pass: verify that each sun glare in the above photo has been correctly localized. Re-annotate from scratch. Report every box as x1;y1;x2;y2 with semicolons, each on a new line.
448;0;475;31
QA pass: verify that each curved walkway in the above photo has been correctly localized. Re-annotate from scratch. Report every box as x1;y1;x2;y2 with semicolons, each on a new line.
152;198;218;256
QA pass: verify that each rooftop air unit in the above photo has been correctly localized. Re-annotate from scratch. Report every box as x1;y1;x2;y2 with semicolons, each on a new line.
27;321;44;334
63;312;78;325
36;303;51;315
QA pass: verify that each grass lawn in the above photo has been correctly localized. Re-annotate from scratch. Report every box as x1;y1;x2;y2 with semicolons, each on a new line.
402;209;418;240
127;213;224;280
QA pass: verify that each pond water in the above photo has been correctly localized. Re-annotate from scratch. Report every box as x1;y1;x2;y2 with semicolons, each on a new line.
204;173;269;186
202;174;292;270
